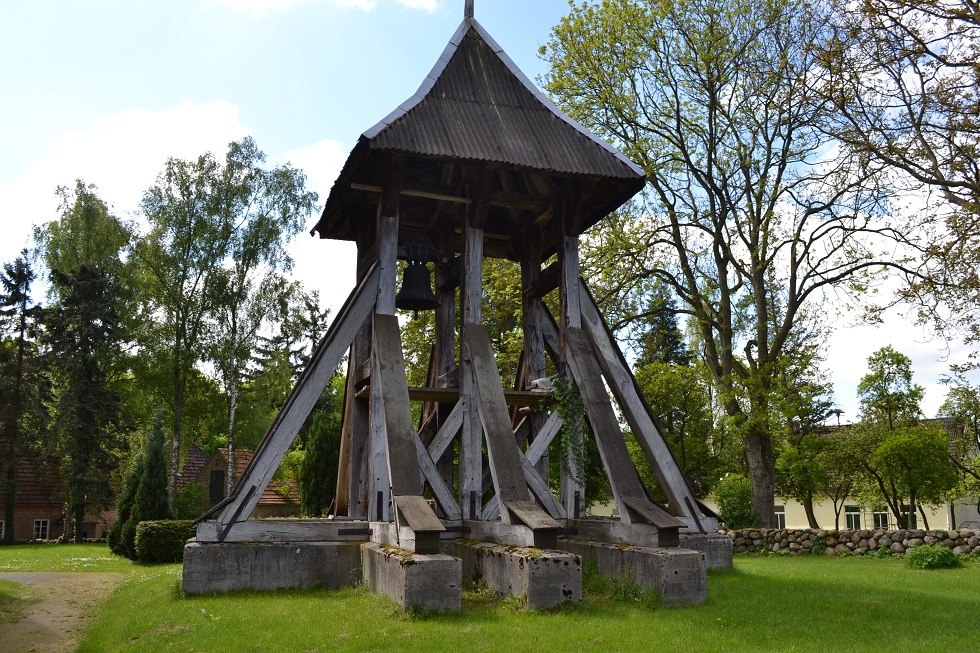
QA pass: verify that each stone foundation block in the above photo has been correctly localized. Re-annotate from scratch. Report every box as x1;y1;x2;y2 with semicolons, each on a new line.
182;540;361;594
360;542;461;612
445;539;581;609
679;533;734;569
561;539;707;606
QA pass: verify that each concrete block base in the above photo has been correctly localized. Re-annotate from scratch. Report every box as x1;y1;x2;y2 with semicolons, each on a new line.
182;540;361;594
561;539;707;606
361;542;462;612
680;533;734;569
445;539;581;609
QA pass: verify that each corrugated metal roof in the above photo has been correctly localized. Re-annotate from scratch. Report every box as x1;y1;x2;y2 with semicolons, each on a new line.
368;23;641;179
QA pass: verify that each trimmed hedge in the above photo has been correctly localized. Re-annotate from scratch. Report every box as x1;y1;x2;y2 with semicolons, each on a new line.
134;520;195;564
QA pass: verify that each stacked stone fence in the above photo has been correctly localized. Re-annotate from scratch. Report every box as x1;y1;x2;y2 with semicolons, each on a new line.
722;527;980;557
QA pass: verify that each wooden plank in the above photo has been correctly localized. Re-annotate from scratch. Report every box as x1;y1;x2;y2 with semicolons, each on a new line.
559;235;581;330
504;499;560;531
463;326;530;511
525;410;562;466
196;519;370;543
373;314;424;497
563;328;638;523
459;218;484;518
393;495;445;533
376;213;398;315
369;339;391;521
414;435;463;521
427;400;464;465
212;264;380;527
516;447;566;520
622;496;685;530
354;385;552;406
577;279;703;522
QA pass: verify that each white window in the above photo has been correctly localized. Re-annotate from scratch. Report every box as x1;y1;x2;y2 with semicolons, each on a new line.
873;511;889;529
773;505;786;529
33;519;49;541
845;505;861;530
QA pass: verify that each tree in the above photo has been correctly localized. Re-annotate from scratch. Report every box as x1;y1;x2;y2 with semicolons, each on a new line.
938;383;980;513
206;138;316;494
854;346;956;527
299;375;344;517
542;0;908;525
107;412;171;559
0;251;46;543
133;137;316;504
44;264;127;542
857;345;924;429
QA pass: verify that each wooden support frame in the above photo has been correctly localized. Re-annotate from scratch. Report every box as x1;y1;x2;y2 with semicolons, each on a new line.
207;263;381;532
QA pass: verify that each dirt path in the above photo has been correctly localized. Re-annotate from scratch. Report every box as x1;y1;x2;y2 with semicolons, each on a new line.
0;572;125;653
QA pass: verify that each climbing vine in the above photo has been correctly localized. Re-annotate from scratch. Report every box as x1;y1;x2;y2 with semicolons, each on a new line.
553;376;585;486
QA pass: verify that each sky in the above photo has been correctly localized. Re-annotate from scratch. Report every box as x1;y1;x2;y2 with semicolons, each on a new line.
0;0;973;423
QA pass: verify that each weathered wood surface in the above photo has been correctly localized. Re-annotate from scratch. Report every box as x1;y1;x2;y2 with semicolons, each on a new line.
459;219;484;517
211;264;380;529
622;496;684;531
393;495;445;533
504;499;560;531
577;278;703;523
427;400;464;465
524;410;562;466
196;519;371;543
463;326;530;509
564;327;647;523
354;385;551;406
414;434;462;521
373;314;424;497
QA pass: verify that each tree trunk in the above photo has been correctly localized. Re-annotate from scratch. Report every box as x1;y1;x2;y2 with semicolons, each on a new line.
803;492;819;529
743;429;776;527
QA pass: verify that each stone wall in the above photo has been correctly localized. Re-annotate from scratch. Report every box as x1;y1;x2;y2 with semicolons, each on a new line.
724;527;980;557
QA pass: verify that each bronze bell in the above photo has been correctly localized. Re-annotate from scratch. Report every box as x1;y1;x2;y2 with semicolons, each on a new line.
395;260;440;312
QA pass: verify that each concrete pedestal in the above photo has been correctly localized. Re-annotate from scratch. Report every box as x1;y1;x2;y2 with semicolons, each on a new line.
561;539;707;606
360;542;462;612
445;539;581;609
182;540;361;594
679;533;734;569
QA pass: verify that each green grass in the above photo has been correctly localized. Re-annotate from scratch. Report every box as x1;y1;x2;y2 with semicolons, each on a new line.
0;543;134;573
3;545;979;652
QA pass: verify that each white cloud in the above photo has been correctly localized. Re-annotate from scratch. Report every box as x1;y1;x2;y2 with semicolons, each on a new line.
0;100;248;267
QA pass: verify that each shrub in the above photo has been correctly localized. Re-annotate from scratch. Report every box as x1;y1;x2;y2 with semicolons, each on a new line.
905;544;962;570
134;520;195;564
714;474;756;529
174;482;208;520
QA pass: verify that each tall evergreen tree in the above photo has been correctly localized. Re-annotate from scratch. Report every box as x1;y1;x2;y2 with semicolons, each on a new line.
0;250;45;543
45;264;127;542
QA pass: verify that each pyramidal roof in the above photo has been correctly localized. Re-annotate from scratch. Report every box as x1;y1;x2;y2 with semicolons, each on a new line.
312;9;645;251
361;16;644;179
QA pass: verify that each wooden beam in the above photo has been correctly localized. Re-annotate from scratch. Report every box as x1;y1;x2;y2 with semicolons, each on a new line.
463;326;531;511
196;519;370;543
427;400;464;465
354;385;551;406
578;278;704;524
373;314;424;497
413;436;462;521
211;264;380;529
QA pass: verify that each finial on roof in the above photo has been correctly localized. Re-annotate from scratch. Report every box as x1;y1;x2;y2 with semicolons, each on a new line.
465;0;474;19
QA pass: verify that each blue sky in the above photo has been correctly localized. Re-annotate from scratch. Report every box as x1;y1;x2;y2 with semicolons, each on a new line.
0;0;970;421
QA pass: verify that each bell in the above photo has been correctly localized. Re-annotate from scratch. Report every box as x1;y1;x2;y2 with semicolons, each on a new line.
395;260;440;312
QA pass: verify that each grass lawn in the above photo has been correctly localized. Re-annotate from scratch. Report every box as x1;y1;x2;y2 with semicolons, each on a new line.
2;545;978;652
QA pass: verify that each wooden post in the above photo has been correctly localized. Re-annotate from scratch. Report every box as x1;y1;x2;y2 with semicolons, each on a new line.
520;226;549;480
459;213;484;519
433;216;458;496
558;204;585;517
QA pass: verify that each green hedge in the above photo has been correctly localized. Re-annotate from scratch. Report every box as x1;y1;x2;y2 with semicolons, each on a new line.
134;520;195;564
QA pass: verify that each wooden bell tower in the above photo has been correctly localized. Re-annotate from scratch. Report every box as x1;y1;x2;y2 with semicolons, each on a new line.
196;2;717;557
